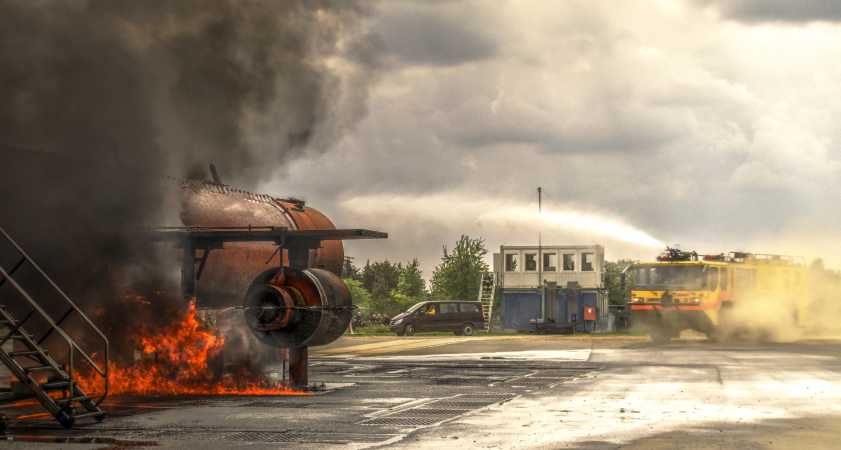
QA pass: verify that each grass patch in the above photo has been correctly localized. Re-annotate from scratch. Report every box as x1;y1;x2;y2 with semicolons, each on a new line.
346;325;461;336
347;324;393;336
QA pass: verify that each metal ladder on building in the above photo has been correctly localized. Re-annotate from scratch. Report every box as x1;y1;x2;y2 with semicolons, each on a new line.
477;272;496;331
0;227;108;429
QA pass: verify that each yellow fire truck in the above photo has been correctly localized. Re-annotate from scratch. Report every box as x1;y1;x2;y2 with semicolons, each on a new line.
625;248;808;343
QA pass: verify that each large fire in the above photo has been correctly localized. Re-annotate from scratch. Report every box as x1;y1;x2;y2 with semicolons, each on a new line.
78;301;304;396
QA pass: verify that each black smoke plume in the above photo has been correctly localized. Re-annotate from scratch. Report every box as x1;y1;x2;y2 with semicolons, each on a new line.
0;0;380;359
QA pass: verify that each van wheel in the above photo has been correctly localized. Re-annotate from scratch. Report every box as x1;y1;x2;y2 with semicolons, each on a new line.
457;324;474;336
404;324;415;336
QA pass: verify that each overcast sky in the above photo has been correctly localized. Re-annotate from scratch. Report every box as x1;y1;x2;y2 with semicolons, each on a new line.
259;0;841;277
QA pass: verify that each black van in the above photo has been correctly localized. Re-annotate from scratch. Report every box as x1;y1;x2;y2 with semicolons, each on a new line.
389;301;485;336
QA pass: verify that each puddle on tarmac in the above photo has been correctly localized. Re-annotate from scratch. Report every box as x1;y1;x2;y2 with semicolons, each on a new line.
1;434;158;447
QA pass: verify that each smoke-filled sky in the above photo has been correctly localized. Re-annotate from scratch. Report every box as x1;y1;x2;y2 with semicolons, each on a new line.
0;0;379;318
258;0;841;275
2;0;840;286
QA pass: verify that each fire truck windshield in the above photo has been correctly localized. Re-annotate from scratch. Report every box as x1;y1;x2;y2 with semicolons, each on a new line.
630;265;706;290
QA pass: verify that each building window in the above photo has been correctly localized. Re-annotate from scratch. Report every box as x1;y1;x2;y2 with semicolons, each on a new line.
543;253;557;272
563;253;575;271
581;253;594;271
524;253;537;271
505;253;519;272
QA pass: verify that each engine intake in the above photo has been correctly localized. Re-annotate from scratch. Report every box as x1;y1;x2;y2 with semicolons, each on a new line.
244;267;351;348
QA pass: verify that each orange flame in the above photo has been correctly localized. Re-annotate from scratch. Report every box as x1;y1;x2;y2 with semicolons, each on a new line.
78;301;304;396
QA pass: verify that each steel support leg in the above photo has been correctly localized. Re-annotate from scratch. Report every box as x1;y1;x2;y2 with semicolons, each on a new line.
181;243;196;300
288;346;308;388
285;241;316;389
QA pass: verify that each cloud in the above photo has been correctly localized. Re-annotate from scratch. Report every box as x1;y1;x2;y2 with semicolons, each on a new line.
371;2;499;67
261;0;841;272
699;0;841;23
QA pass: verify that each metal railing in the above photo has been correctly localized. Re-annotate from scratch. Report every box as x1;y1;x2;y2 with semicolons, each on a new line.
0;227;109;406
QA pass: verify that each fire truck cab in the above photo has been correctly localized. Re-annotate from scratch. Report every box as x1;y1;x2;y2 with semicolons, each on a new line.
626;248;808;343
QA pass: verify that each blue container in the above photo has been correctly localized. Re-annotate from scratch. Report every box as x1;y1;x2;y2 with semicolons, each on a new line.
501;288;601;332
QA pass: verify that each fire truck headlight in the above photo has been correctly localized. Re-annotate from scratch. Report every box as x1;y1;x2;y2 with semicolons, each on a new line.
630;297;643;304
689;297;701;304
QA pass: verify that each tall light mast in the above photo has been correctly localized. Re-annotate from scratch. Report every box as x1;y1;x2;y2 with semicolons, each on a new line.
538;187;544;320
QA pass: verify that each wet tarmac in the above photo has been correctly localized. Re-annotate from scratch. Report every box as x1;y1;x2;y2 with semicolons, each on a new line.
2;335;841;449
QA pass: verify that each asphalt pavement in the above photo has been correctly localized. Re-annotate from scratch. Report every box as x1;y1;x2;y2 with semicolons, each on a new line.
2;334;840;449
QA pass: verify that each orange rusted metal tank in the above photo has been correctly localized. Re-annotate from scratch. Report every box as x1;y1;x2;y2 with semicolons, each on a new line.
179;181;343;307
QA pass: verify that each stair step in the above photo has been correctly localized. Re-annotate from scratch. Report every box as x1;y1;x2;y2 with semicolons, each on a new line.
24;365;57;373
0;228;109;429
41;381;72;391
9;350;44;358
9;333;34;340
71;411;105;421
57;395;91;405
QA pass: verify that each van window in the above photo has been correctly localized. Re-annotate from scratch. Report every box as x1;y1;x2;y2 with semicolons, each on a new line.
424;304;439;316
440;303;459;314
459;303;481;314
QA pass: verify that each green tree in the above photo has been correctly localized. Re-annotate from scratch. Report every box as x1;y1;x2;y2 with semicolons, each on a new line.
391;259;427;311
430;235;489;300
360;260;403;316
396;259;425;298
341;257;361;280
343;277;372;315
604;259;635;305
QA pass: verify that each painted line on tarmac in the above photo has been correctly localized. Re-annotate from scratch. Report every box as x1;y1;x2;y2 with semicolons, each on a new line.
314;338;467;356
314;335;540;356
362;349;593;362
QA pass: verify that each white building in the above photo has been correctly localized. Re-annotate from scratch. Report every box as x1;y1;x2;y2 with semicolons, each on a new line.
494;244;605;289
492;244;607;332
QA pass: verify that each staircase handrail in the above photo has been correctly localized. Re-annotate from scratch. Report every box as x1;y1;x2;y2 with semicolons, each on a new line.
0;227;109;406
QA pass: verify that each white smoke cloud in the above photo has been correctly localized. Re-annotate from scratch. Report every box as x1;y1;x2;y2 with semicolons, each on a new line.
264;0;841;273
342;193;662;248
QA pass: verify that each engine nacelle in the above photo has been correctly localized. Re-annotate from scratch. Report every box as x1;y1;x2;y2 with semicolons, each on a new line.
244;267;351;348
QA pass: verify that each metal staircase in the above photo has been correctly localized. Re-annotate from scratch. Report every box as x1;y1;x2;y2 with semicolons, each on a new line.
0;227;108;429
477;272;497;331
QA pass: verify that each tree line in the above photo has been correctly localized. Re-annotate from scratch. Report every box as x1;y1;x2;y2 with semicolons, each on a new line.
343;235;638;324
343;235;489;322
343;238;841;324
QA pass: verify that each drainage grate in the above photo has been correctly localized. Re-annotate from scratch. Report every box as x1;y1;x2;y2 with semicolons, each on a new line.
223;431;396;444
225;431;293;443
98;430;206;441
417;402;481;410
407;408;470;415
455;393;516;400
431;401;498;409
450;396;513;403
93;429;398;445
357;393;518;428
361;416;444;426
240;401;313;408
